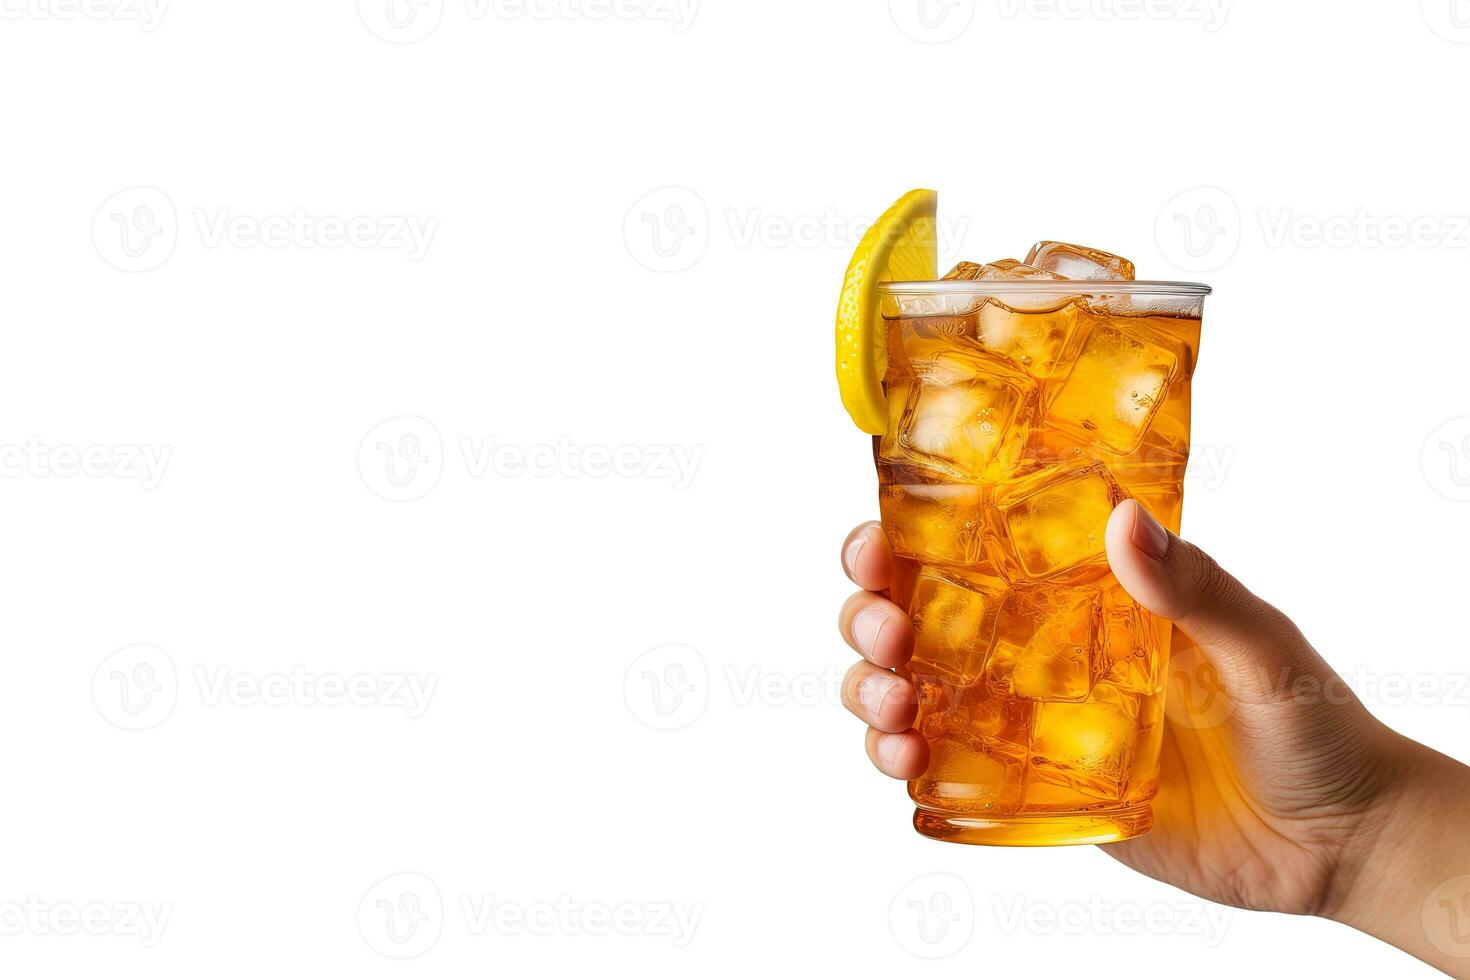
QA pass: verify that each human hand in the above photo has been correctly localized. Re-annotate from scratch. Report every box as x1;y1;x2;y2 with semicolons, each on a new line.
838;501;1470;975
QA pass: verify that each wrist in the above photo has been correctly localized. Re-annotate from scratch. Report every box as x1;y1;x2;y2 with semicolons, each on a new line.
1322;730;1470;974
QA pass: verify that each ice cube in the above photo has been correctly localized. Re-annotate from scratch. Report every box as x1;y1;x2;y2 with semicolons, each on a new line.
886;315;981;377
875;379;913;466
976;299;1083;379
1025;241;1136;281
1099;586;1161;695
916;674;1033;742
993;460;1123;580
914;736;1025;814
1028;682;1140;800
1046;318;1178;455
1125;689;1166;802
942;261;985;281
907;568;1003;682
879;483;986;566
975;258;1063;281
985;586;1100;702
898;352;1037;480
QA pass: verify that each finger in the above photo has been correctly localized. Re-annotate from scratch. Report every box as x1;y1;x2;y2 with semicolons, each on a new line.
841;521;894;592
841;661;917;733
1104;499;1314;676
838;591;914;668
864;728;928;780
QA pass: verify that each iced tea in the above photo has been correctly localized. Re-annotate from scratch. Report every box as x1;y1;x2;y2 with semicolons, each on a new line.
876;242;1207;846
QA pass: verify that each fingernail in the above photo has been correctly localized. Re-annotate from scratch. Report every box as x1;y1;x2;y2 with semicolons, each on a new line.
857;673;899;718
851;607;888;657
843;532;867;581
1131;504;1170;560
876;733;902;769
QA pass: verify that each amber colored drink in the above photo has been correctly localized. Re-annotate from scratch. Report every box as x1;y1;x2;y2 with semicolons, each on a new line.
875;245;1208;846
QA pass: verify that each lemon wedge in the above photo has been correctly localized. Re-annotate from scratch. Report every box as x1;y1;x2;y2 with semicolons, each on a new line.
835;189;938;434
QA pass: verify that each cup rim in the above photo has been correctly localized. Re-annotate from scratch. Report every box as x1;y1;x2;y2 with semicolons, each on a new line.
878;279;1212;297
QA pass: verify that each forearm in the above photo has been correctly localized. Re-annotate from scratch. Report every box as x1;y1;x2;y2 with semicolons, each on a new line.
1327;734;1470;976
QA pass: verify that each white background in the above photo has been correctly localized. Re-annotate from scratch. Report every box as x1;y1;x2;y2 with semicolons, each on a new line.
1;0;1467;976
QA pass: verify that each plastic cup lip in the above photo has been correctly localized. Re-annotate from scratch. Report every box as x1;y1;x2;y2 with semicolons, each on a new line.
878;279;1212;297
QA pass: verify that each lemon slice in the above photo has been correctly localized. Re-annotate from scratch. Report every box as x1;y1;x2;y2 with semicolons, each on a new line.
836;189;938;434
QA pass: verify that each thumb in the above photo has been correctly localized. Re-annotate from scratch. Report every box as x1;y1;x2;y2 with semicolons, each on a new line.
1104;500;1314;679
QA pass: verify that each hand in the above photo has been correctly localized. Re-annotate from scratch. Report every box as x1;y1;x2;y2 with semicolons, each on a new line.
838;501;1470;975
